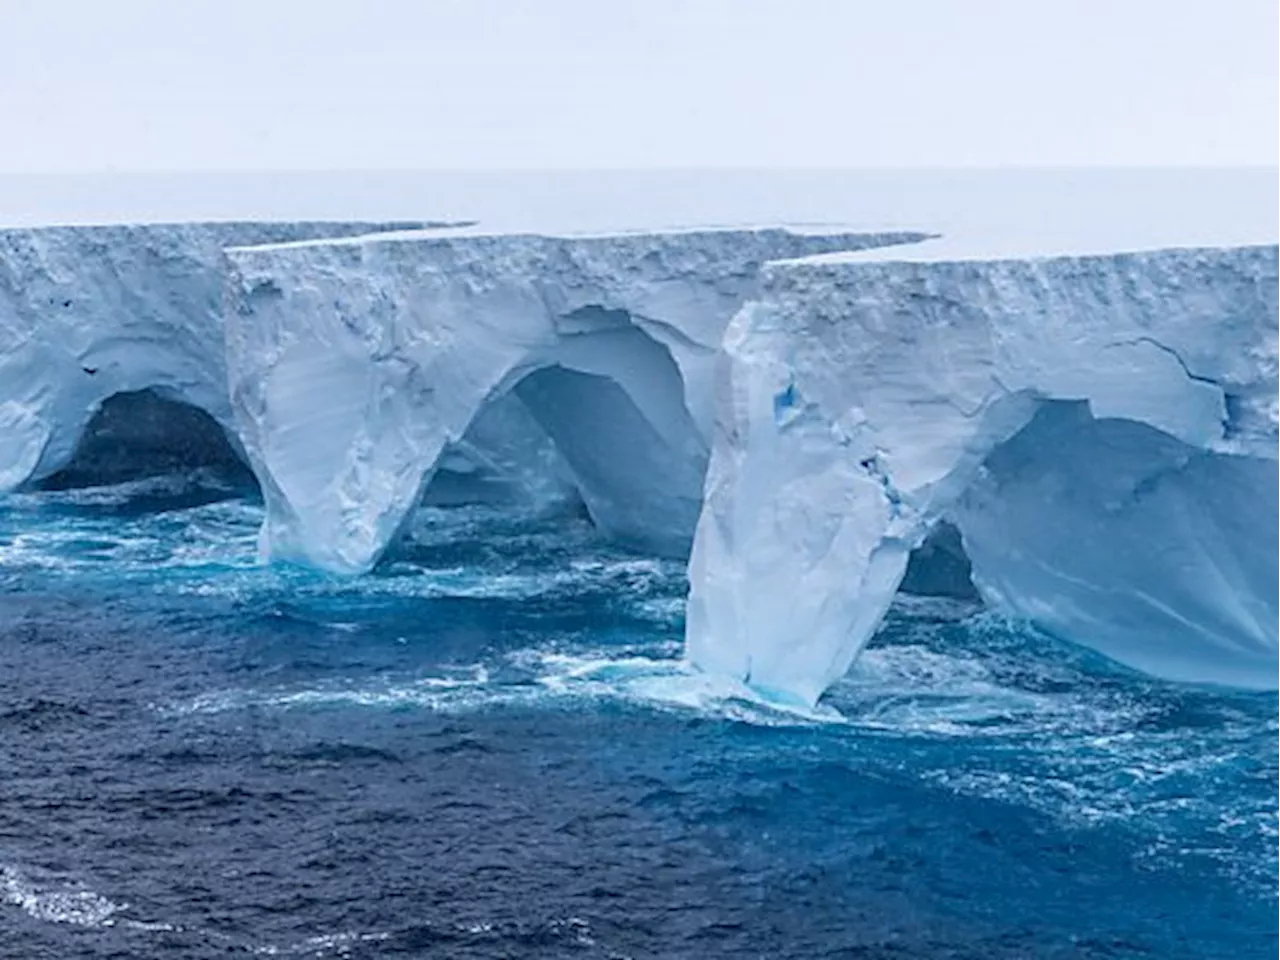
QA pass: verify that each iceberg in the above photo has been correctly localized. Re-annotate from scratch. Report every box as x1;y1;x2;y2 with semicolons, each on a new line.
685;239;1279;704
0;222;432;491
3;216;1274;704
222;226;923;573
0;220;574;502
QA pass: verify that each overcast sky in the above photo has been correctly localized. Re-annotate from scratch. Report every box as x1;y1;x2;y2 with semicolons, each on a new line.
1;0;1275;172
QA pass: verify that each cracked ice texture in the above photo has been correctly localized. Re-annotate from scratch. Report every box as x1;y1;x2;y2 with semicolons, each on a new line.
223;227;925;574
686;242;1279;705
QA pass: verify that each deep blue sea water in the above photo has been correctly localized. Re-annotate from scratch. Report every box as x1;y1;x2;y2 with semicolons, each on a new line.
1;472;1276;959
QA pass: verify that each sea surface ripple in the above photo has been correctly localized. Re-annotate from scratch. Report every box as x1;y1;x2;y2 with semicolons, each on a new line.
1;474;1275;958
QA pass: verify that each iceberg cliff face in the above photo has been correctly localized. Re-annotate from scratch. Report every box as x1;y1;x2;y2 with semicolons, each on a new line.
0;221;431;491
4;217;1273;703
686;242;1279;704
223;227;924;573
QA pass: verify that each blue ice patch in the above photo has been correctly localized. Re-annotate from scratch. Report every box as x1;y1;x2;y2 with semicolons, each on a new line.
773;383;799;423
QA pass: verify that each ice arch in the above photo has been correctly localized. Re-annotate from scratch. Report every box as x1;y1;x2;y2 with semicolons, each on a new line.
223;227;924;573
950;401;1277;688
407;317;704;553
36;388;254;490
422;390;574;509
512;345;706;556
0;221;434;493
897;521;978;600
686;242;1279;705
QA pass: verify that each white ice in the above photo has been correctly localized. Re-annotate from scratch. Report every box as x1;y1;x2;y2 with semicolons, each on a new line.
0;221;569;502
222;226;922;573
686;240;1278;704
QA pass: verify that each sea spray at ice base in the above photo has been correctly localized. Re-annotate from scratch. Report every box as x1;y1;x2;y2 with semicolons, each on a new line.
1;476;1275;959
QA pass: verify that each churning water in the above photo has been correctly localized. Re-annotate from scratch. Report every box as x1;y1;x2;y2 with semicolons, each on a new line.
1;473;1275;958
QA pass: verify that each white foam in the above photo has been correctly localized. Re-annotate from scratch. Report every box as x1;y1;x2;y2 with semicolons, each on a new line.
251;930;392;957
1;864;123;928
166;643;848;730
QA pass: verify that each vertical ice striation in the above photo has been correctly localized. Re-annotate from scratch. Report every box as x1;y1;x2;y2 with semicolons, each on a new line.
951;401;1278;687
7;217;1272;702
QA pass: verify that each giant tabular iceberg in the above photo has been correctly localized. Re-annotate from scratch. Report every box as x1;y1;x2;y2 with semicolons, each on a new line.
685;240;1279;705
222;227;923;573
2;217;1275;705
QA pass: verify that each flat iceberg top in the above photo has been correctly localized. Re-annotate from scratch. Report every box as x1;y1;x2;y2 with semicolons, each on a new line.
223;222;925;575
774;231;1280;268
0;219;451;240
3;169;1272;242
687;231;1277;706
224;222;932;255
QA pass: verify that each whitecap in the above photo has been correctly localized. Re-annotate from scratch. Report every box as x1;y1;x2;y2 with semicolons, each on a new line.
1;864;123;928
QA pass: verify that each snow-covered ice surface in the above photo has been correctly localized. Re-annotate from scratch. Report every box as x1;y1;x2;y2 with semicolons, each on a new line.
0;168;1274;250
0;220;587;511
1;171;1276;706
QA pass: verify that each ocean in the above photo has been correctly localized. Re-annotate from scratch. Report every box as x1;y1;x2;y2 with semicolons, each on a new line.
1;471;1275;958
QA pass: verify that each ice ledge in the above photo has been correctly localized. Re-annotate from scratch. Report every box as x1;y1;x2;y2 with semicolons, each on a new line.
224;220;932;254
686;242;1279;705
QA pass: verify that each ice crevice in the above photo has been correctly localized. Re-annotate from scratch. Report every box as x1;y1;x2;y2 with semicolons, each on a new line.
1109;335;1223;388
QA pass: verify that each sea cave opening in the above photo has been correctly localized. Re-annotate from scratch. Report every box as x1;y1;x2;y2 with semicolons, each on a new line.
899;521;980;601
409;306;708;561
37;389;258;495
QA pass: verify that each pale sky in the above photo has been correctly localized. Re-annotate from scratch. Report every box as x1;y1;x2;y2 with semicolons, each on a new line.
0;0;1275;172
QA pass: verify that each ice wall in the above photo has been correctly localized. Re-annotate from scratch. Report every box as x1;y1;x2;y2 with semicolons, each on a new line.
0;221;428;491
223;227;926;573
686;242;1279;705
951;401;1277;688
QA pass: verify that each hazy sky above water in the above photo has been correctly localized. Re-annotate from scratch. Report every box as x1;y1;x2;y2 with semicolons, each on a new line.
1;0;1275;172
